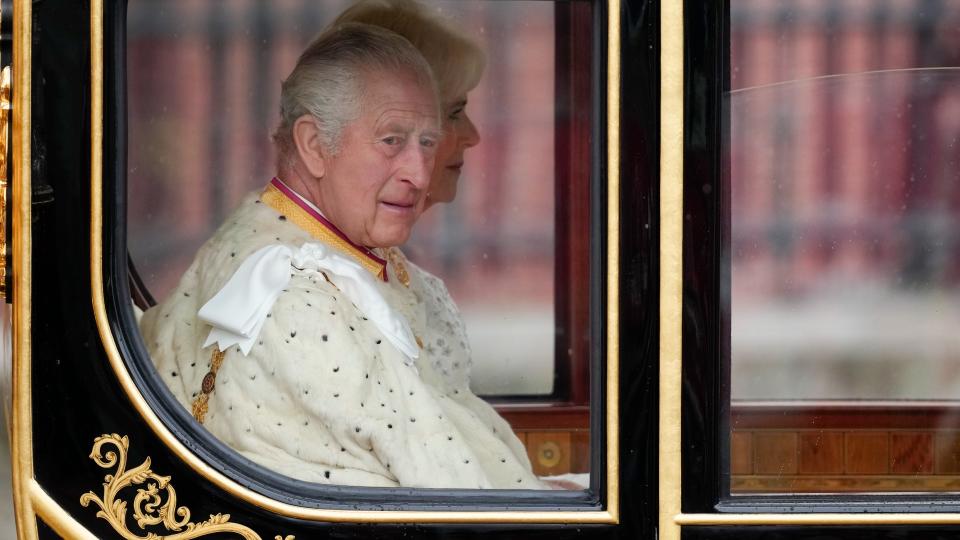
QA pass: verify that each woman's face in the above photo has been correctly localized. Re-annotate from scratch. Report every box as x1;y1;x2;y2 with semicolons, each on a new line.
425;95;480;208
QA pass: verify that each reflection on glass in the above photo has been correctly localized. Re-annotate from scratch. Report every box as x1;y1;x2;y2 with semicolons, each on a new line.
729;0;960;494
127;1;590;489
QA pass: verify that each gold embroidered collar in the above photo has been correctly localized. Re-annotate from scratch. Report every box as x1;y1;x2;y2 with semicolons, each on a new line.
260;178;388;281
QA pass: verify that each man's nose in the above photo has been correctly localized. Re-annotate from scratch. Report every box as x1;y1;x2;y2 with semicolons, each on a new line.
399;143;433;188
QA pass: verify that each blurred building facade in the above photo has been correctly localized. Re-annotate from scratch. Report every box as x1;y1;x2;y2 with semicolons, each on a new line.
730;0;960;399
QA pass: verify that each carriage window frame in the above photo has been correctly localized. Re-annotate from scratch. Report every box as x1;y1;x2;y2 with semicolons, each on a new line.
666;0;960;535
90;0;619;520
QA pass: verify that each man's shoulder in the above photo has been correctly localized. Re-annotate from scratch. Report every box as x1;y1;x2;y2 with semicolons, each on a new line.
141;190;309;328
203;192;309;258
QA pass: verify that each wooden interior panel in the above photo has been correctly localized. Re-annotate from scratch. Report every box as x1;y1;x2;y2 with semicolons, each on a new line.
499;406;589;476
497;404;589;431
732;406;960;492
753;432;798;475
570;430;590;473
500;402;960;483
799;431;844;474
553;0;593;406
732;404;959;430
845;432;889;474
730;431;753;475
890;432;934;474
526;431;572;477
936;432;960;474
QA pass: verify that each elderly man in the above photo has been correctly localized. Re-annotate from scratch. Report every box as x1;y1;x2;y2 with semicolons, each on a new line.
140;23;543;489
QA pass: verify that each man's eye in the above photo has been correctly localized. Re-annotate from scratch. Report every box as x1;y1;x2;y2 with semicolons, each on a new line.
382;136;402;145
447;108;464;121
420;137;437;148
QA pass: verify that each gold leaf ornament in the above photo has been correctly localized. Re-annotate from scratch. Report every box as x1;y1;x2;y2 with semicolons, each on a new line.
80;433;293;540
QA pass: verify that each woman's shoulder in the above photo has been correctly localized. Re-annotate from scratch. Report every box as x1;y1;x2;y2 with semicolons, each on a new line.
390;248;453;299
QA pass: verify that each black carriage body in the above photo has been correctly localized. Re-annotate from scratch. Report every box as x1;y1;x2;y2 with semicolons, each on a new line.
14;0;960;539
19;0;657;538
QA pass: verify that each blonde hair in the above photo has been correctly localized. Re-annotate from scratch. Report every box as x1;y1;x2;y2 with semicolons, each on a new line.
273;22;437;160
333;0;486;103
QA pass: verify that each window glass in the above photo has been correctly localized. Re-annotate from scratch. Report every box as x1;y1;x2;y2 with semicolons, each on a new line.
127;0;592;490
127;0;558;397
729;0;960;493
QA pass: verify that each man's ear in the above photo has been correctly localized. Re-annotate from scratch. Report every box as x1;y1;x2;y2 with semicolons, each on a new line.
292;115;327;178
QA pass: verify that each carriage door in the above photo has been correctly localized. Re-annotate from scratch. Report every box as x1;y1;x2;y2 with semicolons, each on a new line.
662;0;960;538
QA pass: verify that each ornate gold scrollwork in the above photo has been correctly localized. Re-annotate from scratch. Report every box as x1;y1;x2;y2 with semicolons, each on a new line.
0;65;10;299
81;434;294;540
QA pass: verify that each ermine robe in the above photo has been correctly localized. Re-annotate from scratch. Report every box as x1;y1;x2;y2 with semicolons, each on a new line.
140;180;543;489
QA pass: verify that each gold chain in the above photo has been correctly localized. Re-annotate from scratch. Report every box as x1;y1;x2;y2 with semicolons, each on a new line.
191;348;226;424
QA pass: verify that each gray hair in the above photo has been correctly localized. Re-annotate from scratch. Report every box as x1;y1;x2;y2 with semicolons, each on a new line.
333;0;486;103
273;22;438;161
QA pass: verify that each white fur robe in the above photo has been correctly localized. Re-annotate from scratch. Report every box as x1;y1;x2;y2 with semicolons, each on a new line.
140;192;543;489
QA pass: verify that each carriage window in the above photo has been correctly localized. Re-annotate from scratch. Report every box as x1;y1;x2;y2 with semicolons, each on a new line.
126;0;594;491
729;0;960;494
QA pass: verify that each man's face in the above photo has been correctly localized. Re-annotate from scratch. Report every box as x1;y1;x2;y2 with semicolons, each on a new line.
316;70;441;248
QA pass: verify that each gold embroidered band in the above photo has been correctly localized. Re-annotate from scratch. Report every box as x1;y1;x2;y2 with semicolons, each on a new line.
385;247;410;288
261;179;387;281
191;347;226;424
